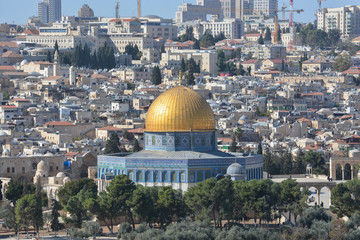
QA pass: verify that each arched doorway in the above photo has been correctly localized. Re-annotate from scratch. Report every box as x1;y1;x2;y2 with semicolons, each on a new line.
336;164;342;180
344;163;351;180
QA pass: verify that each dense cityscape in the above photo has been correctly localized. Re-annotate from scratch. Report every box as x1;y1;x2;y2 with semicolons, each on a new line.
1;0;360;239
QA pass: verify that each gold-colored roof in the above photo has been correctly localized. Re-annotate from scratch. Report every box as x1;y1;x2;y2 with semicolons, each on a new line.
145;85;216;132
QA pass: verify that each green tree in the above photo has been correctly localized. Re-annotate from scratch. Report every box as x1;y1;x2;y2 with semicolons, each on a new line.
151;66;162;85
216;50;226;74
185;69;195;86
130;185;159;226
5;180;35;206
200;33;215;48
157;187;187;228
50;199;63;236
234;127;243;141
186;58;197;73
257;34;264;45
304;151;327;175
180;58;186;73
104;132;121;154
64;188;97;228
133;139;140;152
15;194;43;236
279;179;303;223
331;180;360;218
83;221;102;239
54;40;59;53
333;53;352;72
236;64;246;76
58;178;97;208
328;29;341;48
298;206;331;229
193;39;200;49
257;142;263;154
229;135;237;153
0;201;17;233
264;27;272;42
214;32;226;43
46;50;52;63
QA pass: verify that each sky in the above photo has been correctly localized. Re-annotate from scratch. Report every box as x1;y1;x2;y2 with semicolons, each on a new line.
0;0;359;25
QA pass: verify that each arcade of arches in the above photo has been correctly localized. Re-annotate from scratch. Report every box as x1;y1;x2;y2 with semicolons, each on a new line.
330;157;360;181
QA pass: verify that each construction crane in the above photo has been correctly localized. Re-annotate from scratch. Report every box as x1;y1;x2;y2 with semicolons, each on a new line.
318;0;327;11
281;3;287;20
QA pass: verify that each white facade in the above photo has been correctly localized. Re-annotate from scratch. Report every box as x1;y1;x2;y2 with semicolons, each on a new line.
317;5;360;38
201;18;243;39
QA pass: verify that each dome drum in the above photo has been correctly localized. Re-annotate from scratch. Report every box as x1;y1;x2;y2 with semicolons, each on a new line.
144;131;217;151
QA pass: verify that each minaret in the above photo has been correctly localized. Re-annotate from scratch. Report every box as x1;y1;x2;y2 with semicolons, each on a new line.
53;50;60;76
69;66;75;85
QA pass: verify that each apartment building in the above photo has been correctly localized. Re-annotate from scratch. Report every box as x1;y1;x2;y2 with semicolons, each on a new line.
317;5;360;38
38;0;62;24
201;18;243;39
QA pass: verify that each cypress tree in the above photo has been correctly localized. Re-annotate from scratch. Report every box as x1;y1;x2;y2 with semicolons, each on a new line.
264;27;271;42
151;66;162;85
258;34;264;45
133;139;140;152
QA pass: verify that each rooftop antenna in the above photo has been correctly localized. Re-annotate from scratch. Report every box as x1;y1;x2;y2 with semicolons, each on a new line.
115;0;120;19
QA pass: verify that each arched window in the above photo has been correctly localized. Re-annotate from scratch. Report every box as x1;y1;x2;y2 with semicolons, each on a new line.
171;172;176;182
145;171;150;182
162;172;167;182
128;171;134;181
180;172;186;182
197;171;202;182
154;171;160;182
137;171;142;182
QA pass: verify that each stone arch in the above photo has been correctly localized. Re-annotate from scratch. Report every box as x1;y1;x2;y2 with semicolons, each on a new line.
335;164;342;180
180;171;185;183
344;163;351;180
319;186;331;208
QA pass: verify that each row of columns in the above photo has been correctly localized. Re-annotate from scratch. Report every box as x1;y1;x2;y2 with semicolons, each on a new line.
339;165;355;181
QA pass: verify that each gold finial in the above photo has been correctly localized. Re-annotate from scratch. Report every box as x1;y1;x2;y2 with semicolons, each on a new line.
179;70;182;85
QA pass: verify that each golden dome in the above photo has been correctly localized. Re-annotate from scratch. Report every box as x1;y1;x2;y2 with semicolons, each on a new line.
145;86;216;132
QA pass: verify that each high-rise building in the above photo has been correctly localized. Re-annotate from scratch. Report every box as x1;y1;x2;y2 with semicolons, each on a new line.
38;2;49;24
78;4;94;18
176;0;277;23
317;5;360;38
38;0;61;24
252;0;277;19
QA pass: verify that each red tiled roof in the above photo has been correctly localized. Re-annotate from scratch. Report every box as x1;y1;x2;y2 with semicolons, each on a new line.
2;105;17;109
11;98;30;102
98;126;122;131
242;59;259;64
0;42;18;48
218;137;232;143
0;66;16;71
65;152;80;156
343;66;360;75
44;121;75;126
127;128;144;134
2;51;23;58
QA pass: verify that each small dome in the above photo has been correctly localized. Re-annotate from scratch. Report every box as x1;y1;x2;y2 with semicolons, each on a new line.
44;152;54;156
307;164;312;167
226;163;245;176
63;176;71;184
37;160;48;171
0;131;7;136
240;115;248;120
20;59;28;66
56;172;66;178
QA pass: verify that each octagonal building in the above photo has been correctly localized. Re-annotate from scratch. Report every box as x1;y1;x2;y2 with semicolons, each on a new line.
97;85;263;191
